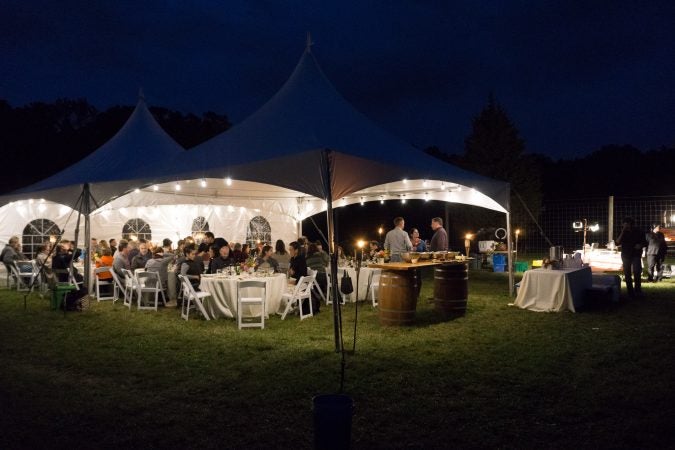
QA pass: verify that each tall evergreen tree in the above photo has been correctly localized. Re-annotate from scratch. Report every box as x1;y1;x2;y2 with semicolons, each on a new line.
462;95;542;224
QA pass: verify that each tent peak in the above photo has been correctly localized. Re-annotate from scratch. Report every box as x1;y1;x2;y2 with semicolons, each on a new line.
305;31;313;53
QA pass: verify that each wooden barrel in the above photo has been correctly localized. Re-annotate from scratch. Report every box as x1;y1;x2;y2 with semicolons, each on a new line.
433;263;468;318
379;270;418;326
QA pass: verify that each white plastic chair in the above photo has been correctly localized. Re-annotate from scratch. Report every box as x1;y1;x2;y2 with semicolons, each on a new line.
94;267;115;301
136;271;164;311
178;274;212;321
237;280;266;330
368;269;381;307
280;274;314;320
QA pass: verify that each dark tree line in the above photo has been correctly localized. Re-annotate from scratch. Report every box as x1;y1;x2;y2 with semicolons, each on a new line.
426;98;675;203
0;98;230;194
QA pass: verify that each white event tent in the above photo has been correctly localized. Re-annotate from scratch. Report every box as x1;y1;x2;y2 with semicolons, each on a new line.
0;45;514;323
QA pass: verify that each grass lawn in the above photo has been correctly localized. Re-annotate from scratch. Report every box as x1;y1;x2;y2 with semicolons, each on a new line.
1;269;674;449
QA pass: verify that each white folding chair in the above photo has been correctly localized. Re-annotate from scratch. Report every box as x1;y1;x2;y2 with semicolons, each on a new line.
237;280;266;330
368;269;381;307
178;274;212;321
94;267;115;301
307;268;327;305
3;262;17;289
136;271;163;311
110;270;125;304
326;272;346;306
12;261;38;292
280;275;314;320
122;269;139;309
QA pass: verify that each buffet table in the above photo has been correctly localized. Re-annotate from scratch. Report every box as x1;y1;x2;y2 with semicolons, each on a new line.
199;273;287;319
368;260;471;325
514;267;592;313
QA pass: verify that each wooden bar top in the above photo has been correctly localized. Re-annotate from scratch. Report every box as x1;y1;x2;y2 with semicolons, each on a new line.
368;259;473;271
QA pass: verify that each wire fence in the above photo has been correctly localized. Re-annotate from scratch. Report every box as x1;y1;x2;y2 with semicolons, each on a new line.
513;195;675;255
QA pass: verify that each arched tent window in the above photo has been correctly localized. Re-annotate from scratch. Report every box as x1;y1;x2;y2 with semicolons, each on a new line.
22;219;61;259
191;216;210;240
246;216;271;246
122;218;152;242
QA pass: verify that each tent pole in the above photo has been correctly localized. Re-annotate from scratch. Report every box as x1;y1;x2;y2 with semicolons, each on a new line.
83;183;91;294
322;150;341;352
506;211;514;296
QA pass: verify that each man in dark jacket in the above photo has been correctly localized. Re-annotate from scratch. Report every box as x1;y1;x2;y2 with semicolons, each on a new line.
615;217;647;298
646;224;667;282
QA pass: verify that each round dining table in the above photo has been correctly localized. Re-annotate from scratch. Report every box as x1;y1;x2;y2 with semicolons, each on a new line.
333;266;381;302
199;273;287;319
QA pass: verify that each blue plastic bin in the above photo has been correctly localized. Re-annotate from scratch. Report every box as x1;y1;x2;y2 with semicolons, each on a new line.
493;264;506;273
492;254;506;266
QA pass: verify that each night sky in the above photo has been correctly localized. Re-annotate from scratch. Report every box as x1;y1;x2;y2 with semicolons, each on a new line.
1;0;674;159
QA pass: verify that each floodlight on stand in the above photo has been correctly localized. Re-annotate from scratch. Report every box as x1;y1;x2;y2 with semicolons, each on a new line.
589;223;600;232
572;221;583;229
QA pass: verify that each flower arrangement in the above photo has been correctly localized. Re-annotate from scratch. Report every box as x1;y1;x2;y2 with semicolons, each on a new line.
241;255;256;272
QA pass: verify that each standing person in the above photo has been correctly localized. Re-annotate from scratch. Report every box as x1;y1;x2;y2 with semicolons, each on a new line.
410;228;427;252
646;224;667;282
429;217;448;252
615;217;647;299
384;217;413;262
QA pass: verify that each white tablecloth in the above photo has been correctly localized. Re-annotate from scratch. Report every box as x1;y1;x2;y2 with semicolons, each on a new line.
334;266;381;302
514;267;592;312
199;273;287;319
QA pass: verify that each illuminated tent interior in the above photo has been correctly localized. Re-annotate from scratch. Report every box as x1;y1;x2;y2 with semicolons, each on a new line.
0;44;513;296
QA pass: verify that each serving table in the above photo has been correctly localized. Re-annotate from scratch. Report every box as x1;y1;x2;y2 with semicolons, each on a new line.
368;260;472;325
199;273;287;319
514;267;592;312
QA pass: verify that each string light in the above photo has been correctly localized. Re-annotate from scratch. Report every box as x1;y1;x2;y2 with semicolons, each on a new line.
200;179;207;188
380;196;384;204
225;177;233;186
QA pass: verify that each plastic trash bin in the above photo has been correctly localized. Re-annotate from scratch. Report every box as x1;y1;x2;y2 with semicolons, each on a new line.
52;283;77;310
